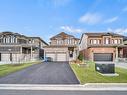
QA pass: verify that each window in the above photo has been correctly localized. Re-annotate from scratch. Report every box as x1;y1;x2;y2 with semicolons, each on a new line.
99;40;101;44
114;39;118;44
104;38;110;44
32;39;35;43
112;39;114;44
67;39;69;44
90;40;93;44
75;41;77;45
57;40;59;45
118;39;121;44
93;40;97;44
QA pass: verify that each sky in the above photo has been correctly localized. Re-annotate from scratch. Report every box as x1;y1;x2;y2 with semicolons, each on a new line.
0;0;127;43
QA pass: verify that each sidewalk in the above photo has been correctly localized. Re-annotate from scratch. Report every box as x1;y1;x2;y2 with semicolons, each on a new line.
115;62;127;69
0;83;127;91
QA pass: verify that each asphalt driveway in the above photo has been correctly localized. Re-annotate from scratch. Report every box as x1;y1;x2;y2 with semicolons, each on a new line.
0;62;79;84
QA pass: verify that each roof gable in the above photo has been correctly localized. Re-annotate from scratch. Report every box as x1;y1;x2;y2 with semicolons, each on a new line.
50;32;74;40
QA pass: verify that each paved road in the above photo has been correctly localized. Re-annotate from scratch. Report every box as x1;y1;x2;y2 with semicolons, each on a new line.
0;62;79;84
0;90;127;95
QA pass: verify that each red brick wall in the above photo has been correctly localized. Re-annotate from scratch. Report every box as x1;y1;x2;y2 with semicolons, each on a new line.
123;47;127;58
90;47;116;61
80;47;116;61
79;49;90;60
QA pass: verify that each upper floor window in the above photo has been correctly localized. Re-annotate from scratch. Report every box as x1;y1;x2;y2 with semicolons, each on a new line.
93;40;97;44
114;39;118;44
0;35;17;44
118;39;122;44
104;37;110;44
90;39;101;45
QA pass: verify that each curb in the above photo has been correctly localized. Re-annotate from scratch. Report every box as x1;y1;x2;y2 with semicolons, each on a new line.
0;84;127;91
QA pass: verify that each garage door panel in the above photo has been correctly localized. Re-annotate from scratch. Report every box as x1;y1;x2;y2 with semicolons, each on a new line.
57;53;67;61
94;53;113;61
46;53;55;61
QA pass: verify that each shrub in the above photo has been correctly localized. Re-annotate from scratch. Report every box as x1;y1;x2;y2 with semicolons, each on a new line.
78;53;84;61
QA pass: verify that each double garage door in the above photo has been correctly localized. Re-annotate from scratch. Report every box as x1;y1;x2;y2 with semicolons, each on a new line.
46;52;67;61
94;53;113;61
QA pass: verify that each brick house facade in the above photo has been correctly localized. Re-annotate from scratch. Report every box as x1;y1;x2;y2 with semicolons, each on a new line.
44;32;79;61
79;33;125;62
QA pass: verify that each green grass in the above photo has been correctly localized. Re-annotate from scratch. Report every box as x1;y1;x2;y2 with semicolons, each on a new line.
71;62;127;84
0;61;41;77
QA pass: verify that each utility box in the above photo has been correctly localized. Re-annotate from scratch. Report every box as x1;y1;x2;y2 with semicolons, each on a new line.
95;62;115;74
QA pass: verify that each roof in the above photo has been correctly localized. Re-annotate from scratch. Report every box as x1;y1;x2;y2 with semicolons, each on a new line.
79;32;124;44
44;45;77;48
50;32;79;40
0;31;27;38
0;31;48;46
29;37;48;45
84;32;124;37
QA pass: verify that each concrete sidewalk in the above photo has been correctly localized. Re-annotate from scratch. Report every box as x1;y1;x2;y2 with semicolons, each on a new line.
0;83;127;91
115;62;127;69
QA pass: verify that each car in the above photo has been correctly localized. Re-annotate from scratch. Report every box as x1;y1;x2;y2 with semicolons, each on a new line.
45;57;53;62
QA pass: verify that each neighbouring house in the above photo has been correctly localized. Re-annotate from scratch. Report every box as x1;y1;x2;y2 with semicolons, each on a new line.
122;36;127;58
44;32;80;62
0;31;48;64
79;32;126;62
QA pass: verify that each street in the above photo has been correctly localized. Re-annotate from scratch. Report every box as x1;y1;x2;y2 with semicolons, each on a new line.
0;90;127;95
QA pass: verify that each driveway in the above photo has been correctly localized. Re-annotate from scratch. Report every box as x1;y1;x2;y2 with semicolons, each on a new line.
0;62;79;84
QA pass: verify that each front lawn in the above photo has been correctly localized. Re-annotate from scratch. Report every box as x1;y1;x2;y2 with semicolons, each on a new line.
71;61;127;84
0;61;41;77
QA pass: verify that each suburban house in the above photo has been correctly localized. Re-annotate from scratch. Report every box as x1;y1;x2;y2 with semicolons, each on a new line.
123;37;127;58
79;32;126;62
44;32;80;61
0;31;48;64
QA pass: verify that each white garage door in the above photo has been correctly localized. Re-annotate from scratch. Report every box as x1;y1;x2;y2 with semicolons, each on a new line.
57;53;67;61
46;53;55;61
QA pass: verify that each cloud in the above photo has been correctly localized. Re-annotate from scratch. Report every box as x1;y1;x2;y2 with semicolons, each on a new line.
122;6;127;12
104;16;118;23
60;26;84;33
52;0;71;7
79;13;102;24
107;28;127;35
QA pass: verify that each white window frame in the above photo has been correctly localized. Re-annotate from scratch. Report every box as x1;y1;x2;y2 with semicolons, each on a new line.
93;40;97;44
105;38;109;44
114;39;118;44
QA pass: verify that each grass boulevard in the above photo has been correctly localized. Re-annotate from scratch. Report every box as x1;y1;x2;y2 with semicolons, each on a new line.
70;61;127;84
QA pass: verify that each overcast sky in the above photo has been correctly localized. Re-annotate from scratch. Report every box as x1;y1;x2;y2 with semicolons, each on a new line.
0;0;127;43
